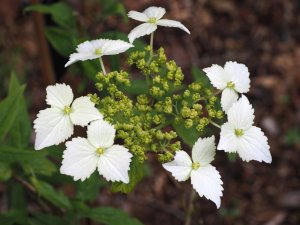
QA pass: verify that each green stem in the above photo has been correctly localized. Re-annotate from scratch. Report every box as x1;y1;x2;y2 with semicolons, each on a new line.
147;32;154;65
184;189;197;225
99;57;107;75
213;90;222;96
153;120;172;130
209;120;221;129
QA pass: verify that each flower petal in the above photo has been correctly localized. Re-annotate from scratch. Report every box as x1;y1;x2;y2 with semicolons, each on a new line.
128;23;157;43
70;96;103;127
143;6;166;20
227;95;254;129
156;19;190;34
217;122;239;153
87;120;115;148
191;165;223;208
221;88;239;113
162;151;192;182
203;64;230;90
128;10;148;22
237;126;272;163
101;40;133;55
98;145;132;183
34;108;73;150
224;61;250;93
192;136;216;166
46;83;73;108
60;137;98;181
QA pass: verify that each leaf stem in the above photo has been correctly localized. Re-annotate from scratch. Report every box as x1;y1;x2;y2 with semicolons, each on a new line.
99;57;107;75
209;120;221;129
147;32;154;65
184;189;197;225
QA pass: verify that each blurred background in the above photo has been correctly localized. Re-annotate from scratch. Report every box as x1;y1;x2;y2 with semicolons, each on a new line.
0;0;299;224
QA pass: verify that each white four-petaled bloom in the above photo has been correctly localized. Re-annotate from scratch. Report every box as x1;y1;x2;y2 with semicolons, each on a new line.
65;39;134;67
218;95;272;163
34;83;102;150
60;120;133;183
203;61;250;112
128;6;190;43
163;136;223;208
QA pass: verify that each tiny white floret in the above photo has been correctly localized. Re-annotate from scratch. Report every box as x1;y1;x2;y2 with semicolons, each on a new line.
128;6;190;43
65;39;134;67
203;61;250;112
33;83;103;150
60;120;133;183
217;95;272;163
163;136;223;208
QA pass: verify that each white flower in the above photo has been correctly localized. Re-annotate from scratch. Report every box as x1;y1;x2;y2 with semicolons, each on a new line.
218;95;272;163
34;83;102;150
163;136;223;208
60;120;133;183
65;39;134;67
203;61;250;112
128;6;190;43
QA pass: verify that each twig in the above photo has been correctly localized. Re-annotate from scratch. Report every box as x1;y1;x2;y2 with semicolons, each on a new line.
13;174;36;193
209;120;221;129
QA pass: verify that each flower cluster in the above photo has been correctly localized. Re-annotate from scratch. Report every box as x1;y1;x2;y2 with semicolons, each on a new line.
34;6;272;208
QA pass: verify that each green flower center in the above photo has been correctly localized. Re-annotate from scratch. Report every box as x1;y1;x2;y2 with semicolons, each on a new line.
63;106;72;115
96;147;105;155
226;81;235;89
148;17;157;24
234;129;244;137
95;49;102;55
192;162;200;170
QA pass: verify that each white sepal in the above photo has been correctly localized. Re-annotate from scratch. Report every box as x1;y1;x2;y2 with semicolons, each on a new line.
192;136;216;166
34;108;73;150
128;23;157;43
87;120;115;149
70;96;103;126
162;151;193;182
221;88;239;113
98;145;132;183
156;19;190;34
46;83;73;109
191;165;223;208
60;137;98;181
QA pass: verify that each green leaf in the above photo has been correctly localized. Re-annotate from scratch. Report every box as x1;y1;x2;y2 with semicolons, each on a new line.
172;122;199;147
25;3;76;28
0;211;27;225
78;203;143;225
0;74;25;141
45;27;77;57
76;173;106;201
8;182;26;212
31;177;71;210
6;73;31;148
119;79;148;95
111;156;144;193
0;162;12;181
0;145;57;176
29;214;70;225
191;67;212;88
98;0;127;22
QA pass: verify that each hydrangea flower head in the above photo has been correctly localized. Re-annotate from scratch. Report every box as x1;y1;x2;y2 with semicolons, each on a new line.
203;61;250;112
65;39;133;67
60;120;133;183
163;136;223;208
218;95;272;163
128;6;190;43
33;83;102;150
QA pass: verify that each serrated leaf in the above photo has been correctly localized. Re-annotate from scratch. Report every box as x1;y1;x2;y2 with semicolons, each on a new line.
111;156;144;193
31;177;71;210
119;79;148;95
45;27;77;57
0;145;57;176
25;3;76;29
77;203;143;225
0;74;25;141
76;173;106;201
0;162;12;181
172;122;199;147
192;67;212;88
